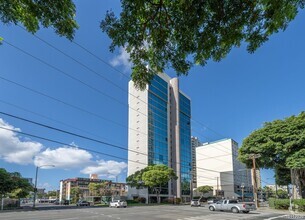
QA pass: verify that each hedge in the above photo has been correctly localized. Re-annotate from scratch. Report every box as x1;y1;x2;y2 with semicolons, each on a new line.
268;198;305;212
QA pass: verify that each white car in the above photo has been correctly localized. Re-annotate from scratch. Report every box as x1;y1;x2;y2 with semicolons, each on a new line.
190;199;201;207
109;200;127;208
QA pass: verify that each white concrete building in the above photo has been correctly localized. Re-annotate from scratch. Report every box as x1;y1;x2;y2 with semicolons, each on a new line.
196;139;252;199
191;136;202;188
128;73;192;202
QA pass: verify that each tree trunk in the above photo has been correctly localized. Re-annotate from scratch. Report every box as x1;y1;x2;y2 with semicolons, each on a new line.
291;168;305;199
1;194;4;211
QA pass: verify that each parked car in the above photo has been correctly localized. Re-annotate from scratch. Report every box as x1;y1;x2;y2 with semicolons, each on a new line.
190;199;201;207
76;201;90;206
208;199;256;213
207;199;219;204
109;200;127;208
54;200;60;205
63;200;70;205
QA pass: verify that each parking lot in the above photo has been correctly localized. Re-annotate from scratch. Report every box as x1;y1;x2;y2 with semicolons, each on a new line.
0;205;304;220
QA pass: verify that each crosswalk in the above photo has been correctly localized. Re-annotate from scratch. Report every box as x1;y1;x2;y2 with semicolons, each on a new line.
179;212;285;220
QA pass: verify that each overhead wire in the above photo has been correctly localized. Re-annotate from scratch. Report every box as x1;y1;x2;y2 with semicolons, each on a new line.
0;111;252;182
0;73;232;158
1;31;251;180
0;125;250;186
1;39;233;157
15;26;232;150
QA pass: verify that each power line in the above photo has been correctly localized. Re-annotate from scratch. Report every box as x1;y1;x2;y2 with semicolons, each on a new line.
0;111;144;157
0;75;158;141
0;99;224;164
0;99;122;146
16;26;229;143
0;73;231;158
0;126;142;166
0;126;246;187
0;111;250;180
2;35;237;167
2;38;232;156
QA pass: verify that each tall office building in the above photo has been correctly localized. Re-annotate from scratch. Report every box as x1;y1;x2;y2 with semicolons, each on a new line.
128;73;191;202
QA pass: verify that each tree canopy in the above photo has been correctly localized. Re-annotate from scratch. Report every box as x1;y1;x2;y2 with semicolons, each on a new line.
101;0;305;89
70;186;82;203
0;168;33;198
126;164;177;203
126;166;150;189
2;1;304;88
196;185;213;195
0;0;78;40
239;112;305;169
142;164;177;188
238;112;305;198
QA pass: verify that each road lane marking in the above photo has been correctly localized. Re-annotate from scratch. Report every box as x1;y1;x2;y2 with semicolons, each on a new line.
56;218;79;220
264;215;291;220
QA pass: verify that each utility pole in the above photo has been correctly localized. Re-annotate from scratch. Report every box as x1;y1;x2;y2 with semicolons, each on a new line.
190;172;193;201
249;153;261;209
216;177;219;198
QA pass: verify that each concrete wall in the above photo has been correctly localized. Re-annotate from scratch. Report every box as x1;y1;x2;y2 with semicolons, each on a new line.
196;139;251;198
127;80;149;176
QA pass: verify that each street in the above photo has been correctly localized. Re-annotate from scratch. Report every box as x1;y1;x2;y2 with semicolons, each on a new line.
1;205;304;220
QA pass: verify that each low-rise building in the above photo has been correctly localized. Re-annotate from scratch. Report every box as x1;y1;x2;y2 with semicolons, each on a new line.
59;175;126;202
196;139;253;199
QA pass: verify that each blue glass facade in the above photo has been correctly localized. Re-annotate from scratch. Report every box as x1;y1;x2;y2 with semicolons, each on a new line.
179;93;191;196
144;75;191;198
148;76;168;166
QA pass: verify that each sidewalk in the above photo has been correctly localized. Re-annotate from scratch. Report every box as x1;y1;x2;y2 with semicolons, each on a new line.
258;206;305;217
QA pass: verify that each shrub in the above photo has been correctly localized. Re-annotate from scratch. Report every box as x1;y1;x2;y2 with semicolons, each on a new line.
275;199;290;210
138;197;146;203
268;198;275;208
293;199;305;212
269;198;305;212
126;199;138;204
175;198;181;204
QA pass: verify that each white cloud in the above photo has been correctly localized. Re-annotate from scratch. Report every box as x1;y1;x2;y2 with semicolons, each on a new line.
34;147;93;169
0;118;127;176
0;118;42;165
110;47;132;72
81;160;127;176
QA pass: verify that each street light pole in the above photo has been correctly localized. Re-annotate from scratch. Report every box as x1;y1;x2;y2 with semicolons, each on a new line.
33;165;55;209
33;166;39;209
241;183;245;202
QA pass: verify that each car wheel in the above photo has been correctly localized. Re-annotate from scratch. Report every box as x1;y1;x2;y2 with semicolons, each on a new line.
242;211;249;213
209;206;215;211
231;207;239;213
124;206;127;208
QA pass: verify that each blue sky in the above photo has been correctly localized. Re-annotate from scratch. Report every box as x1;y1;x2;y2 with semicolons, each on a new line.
1;1;305;191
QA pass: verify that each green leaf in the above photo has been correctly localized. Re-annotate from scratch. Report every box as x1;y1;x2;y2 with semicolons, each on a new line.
101;0;305;89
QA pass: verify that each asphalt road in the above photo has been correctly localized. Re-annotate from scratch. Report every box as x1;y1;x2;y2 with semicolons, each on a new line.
1;205;304;220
